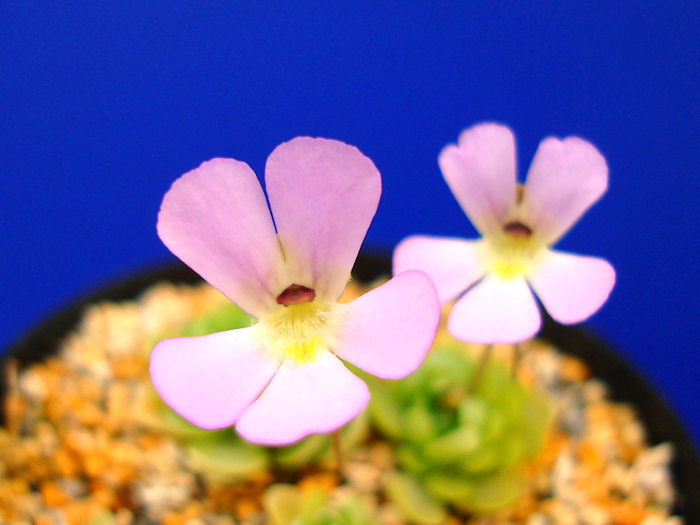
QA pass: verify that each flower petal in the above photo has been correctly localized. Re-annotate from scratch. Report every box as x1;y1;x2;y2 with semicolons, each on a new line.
522;136;608;244
265;137;381;302
528;249;615;324
158;158;285;318
333;270;439;379
438;123;517;236
150;328;279;430
448;275;540;343
235;352;369;445
393;235;487;303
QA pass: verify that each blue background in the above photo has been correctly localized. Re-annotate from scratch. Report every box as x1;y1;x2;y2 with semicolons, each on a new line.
2;3;698;443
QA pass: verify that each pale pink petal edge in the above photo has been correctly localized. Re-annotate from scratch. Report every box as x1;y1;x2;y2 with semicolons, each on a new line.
235;352;369;446
157;158;284;318
438;123;517;236
334;270;439;379
150;328;279;430
528;249;615;324
265;137;381;302
393;235;487;303
448;275;541;344
523;136;608;244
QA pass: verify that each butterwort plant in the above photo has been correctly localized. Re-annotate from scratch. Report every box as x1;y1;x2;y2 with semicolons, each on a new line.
394;123;615;343
150;137;440;446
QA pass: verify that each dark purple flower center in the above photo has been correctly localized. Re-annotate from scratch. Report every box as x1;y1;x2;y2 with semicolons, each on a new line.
276;284;316;306
502;221;532;238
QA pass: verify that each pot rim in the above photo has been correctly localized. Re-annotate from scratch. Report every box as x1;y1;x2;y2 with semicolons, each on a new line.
1;252;698;519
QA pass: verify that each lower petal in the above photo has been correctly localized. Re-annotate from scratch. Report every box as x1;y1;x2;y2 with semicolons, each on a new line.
333;270;439;379
392;235;487;303
448;275;541;343
150;328;279;430
528;249;615;324
235;352;369;446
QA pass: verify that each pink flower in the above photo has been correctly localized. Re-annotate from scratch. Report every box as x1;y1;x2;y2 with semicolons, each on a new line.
150;137;439;446
393;123;615;344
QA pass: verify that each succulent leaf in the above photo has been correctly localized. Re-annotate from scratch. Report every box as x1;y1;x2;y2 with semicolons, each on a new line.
363;377;404;439
186;435;270;482
367;341;550;516
179;300;252;336
274;434;330;469
384;472;446;525
265;484;308;525
423;471;474;501
422;425;481;463
264;483;377;525
458;468;527;514
274;409;369;469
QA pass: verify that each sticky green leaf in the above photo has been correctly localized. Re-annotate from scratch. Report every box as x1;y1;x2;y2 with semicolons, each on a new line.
385;472;446;525
186;436;269;482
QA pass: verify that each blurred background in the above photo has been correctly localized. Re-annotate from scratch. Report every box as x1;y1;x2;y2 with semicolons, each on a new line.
1;3;697;443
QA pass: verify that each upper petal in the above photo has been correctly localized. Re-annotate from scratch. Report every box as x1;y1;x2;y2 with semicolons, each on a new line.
392;235;487;303
522;136;608;245
150;328;280;430
158;158;286;318
438;123;517;236
528;249;615;324
265;137;381;302
235;352;369;446
333;270;439;379
448;275;541;343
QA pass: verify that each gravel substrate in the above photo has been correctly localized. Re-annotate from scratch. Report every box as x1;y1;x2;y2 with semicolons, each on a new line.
0;281;683;524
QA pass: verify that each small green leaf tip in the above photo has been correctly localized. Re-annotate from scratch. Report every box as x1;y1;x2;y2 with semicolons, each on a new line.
264;483;378;525
185;435;270;483
178;301;252;337
384;472;446;525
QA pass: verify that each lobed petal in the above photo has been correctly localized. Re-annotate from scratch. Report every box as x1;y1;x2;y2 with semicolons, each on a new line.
522;136;608;245
392;235;487;303
528;249;615;324
235;352;369;446
158;158;285;318
438;123;517;236
265;137;381;302
333;270;439;379
150;328;279;430
448;275;541;343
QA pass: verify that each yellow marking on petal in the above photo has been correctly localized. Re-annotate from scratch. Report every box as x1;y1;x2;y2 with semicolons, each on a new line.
283;336;326;365
255;301;341;365
485;233;544;281
491;258;529;280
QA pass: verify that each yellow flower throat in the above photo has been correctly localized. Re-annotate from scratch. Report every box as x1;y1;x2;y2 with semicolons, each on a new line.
256;286;338;365
487;221;541;280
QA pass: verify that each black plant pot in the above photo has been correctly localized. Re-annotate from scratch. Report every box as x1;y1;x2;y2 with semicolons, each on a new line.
2;253;699;521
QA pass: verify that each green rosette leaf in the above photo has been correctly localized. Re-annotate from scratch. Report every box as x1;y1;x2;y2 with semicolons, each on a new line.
384;472;446;525
366;342;550;517
185;434;270;482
